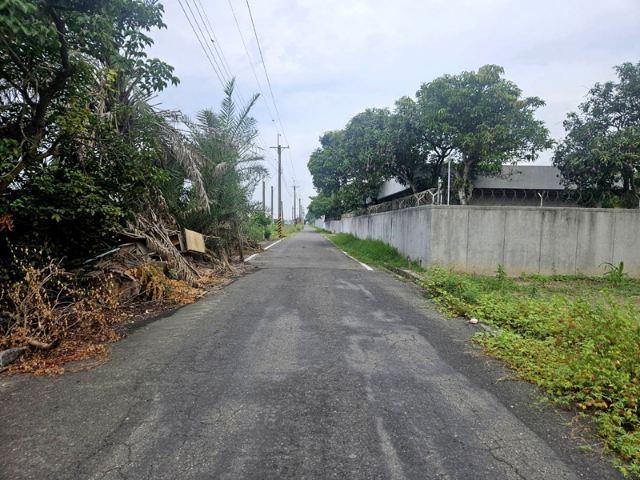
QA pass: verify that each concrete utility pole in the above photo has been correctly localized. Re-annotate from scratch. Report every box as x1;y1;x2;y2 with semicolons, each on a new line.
270;134;289;237
270;186;274;221
299;198;302;224
262;179;265;213
293;182;297;226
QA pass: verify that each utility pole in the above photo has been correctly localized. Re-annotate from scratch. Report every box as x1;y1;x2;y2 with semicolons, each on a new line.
270;134;289;238
270;186;274;221
262;179;265;213
299;198;302;224
293;182;297;226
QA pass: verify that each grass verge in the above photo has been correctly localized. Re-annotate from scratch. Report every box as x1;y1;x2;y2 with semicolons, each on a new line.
323;232;424;271
269;223;303;238
324;232;640;476
423;267;640;477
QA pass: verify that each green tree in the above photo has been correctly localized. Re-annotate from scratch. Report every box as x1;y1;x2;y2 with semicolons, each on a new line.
0;0;178;197
340;108;391;208
308;111;391;215
554;61;640;207
0;0;178;260
386;96;445;193
416;65;552;204
307;192;337;219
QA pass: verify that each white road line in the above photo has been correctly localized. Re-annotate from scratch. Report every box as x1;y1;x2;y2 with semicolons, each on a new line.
342;251;374;271
317;233;373;271
264;239;283;250
245;238;283;262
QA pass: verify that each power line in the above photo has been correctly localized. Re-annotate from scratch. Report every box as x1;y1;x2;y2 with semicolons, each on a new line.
177;0;224;87
227;0;279;133
191;0;291;184
244;0;297;183
193;0;282;181
180;0;282;183
193;0;233;81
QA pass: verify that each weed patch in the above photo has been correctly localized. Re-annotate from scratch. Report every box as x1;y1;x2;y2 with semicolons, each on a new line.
420;265;640;476
270;223;303;238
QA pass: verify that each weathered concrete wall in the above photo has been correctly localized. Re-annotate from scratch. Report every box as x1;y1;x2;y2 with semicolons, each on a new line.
318;206;640;277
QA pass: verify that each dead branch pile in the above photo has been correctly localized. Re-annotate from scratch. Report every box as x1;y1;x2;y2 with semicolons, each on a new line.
129;213;201;286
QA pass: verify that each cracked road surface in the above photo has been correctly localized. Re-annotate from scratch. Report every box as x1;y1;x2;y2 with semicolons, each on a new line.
0;227;623;479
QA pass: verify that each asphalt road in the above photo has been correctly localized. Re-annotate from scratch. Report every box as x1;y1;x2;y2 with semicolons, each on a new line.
0;227;624;479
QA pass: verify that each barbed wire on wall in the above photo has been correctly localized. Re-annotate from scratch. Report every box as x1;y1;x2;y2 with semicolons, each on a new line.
341;188;601;219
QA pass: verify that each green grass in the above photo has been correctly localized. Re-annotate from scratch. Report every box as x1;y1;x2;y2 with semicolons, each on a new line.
269;223;303;238
419;266;640;476
312;226;332;235
322;230;640;475
324;232;424;271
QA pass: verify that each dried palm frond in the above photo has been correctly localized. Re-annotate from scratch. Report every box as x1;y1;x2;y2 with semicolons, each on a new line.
213;162;228;179
129;213;201;287
157;121;211;212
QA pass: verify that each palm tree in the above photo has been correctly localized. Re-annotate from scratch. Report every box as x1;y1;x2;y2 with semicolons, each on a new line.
162;78;268;257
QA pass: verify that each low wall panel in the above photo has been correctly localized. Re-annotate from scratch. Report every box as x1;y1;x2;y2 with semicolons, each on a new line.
503;209;543;276
321;205;640;278
539;209;579;275
612;211;640;277
466;209;506;275
575;211;615;276
430;208;469;270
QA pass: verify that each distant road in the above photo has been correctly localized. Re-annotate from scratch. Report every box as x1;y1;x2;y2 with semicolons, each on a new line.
0;226;622;479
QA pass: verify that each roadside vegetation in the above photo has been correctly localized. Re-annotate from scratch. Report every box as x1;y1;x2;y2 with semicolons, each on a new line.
326;232;423;271
306;60;640;222
270;223;304;238
322;231;640;476
0;1;268;374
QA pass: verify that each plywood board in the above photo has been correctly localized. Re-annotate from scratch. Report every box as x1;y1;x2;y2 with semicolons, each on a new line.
183;229;206;254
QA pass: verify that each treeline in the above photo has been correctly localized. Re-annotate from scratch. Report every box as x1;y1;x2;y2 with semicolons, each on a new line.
307;63;640;219
0;0;270;270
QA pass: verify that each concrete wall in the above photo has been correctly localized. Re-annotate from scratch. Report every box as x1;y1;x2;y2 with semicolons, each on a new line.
318;205;640;277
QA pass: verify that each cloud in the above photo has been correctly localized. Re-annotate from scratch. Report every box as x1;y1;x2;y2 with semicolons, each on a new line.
147;0;640;213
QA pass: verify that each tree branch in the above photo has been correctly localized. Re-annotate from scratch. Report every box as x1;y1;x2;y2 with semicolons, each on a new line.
0;37;29;76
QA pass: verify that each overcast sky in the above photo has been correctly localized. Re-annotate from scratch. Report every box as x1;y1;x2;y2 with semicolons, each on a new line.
148;0;640;218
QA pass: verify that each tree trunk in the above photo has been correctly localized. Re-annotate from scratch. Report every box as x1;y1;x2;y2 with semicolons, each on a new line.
235;218;244;262
630;174;640;208
457;159;473;205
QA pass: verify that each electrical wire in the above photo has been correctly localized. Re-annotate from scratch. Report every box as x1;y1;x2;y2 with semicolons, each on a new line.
193;0;234;81
177;0;225;87
244;0;297;183
227;0;279;133
180;0;286;189
189;0;282;183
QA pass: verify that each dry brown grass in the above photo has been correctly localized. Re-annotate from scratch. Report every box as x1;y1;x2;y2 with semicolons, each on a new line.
0;249;240;377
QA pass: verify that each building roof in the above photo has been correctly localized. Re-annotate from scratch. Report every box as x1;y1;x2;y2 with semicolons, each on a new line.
473;165;564;190
377;178;410;200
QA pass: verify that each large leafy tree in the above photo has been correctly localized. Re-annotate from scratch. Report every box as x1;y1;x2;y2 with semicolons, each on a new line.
386;96;446;193
308;110;391;214
416;65;552;204
0;0;178;197
0;0;180;259
340;108;391;208
554;61;640;207
307;192;336;220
